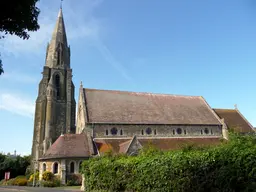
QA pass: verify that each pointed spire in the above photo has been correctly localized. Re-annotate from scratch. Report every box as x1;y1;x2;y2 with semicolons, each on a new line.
45;7;70;68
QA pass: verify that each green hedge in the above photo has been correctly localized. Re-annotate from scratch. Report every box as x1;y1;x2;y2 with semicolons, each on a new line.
81;134;256;192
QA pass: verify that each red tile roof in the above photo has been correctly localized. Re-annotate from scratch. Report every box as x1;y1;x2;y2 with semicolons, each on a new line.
94;139;130;155
213;109;255;133
94;137;222;155
40;134;94;160
84;88;221;125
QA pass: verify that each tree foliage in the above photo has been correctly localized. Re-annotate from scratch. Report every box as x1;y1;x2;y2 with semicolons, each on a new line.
0;0;40;75
0;0;40;40
0;154;31;180
81;134;256;192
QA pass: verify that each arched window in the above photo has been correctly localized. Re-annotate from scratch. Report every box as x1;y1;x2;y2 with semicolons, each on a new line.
184;130;187;135
120;129;123;135
43;163;46;172
111;127;118;135
146;127;152;135
55;74;60;99
176;128;182;135
141;130;144;135
154;129;157;135
106;130;108;136
211;129;213;135
173;130;175;135
201;130;203;135
53;162;58;174
70;162;75;173
204;128;209;134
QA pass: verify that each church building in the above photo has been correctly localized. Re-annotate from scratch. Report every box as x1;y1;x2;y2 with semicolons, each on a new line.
31;8;255;185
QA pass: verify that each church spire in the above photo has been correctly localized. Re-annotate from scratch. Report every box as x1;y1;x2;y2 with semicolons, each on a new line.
45;7;70;69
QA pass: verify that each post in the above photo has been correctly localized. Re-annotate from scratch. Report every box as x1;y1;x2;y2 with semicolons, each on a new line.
32;160;37;187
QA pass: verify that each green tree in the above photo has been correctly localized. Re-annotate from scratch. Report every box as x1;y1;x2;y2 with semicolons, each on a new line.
0;0;40;75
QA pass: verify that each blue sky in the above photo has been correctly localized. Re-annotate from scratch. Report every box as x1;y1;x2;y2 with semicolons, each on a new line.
0;0;255;155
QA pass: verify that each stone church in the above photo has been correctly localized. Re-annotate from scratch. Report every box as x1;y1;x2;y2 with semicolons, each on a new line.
31;8;255;184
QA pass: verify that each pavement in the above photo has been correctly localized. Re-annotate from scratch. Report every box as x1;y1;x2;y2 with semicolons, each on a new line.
0;186;81;192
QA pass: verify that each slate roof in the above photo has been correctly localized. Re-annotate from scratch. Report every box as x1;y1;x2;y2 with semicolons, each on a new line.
83;88;221;125
40;134;93;160
213;109;255;133
94;137;222;155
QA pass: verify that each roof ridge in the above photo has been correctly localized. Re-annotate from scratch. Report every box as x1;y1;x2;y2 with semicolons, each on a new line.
84;87;200;98
235;108;255;131
199;96;223;125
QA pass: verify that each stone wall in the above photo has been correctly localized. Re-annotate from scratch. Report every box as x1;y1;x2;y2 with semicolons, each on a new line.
92;124;222;138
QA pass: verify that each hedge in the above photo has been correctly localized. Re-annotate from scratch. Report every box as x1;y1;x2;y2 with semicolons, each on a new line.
81;134;256;192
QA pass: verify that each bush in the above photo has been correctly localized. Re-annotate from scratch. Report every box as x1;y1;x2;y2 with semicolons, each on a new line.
2;176;28;186
0;179;6;185
66;174;82;186
28;171;39;182
81;134;256;192
42;171;54;181
41;177;61;187
13;177;27;186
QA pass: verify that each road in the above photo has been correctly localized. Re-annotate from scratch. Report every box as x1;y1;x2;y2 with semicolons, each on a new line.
0;186;81;192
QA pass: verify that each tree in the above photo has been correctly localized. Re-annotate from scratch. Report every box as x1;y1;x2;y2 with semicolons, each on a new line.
0;0;40;75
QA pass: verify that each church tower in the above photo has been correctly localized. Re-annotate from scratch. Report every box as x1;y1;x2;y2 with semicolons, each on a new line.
31;8;76;165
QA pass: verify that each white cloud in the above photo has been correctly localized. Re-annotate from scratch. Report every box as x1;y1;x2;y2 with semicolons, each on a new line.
0;93;35;118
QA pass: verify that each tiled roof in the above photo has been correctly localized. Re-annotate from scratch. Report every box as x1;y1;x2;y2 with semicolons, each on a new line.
94;139;130;155
94;137;222;155
84;88;221;125
40;134;94;160
213;109;255;133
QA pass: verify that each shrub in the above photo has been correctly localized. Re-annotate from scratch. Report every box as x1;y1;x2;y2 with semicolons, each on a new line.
81;134;256;192
28;171;39;182
0;179;6;185
66;174;82;186
13;177;27;186
6;178;15;186
42;171;54;181
41;177;61;187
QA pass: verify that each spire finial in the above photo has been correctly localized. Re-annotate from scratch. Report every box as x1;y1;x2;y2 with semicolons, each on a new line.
60;0;63;9
234;104;238;110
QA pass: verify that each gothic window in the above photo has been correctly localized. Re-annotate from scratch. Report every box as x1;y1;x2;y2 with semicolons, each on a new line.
204;128;209;134
141;130;144;135
184;130;187;135
53;162;58;174
173;130;175;135
105;130;108;136
146;127;152;135
43;163;46;172
70;162;75;173
176;128;182;135
154;129;157;135
111;127;117;135
55;74;60;99
120;129;123;135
